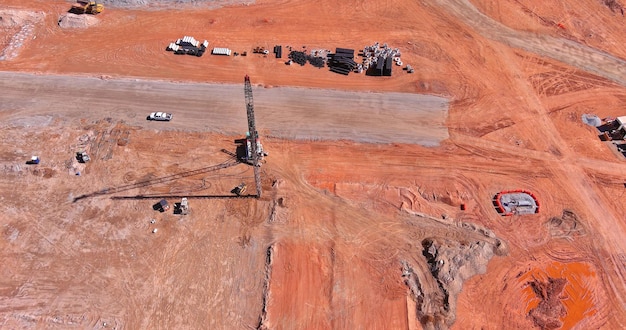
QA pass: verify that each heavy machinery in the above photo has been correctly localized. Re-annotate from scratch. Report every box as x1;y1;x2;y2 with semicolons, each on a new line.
70;1;104;15
244;75;264;198
175;197;190;215
154;199;170;212
76;151;90;163
179;198;189;215
233;183;247;196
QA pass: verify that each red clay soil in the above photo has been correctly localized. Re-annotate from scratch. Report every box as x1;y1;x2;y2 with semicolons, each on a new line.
1;0;626;329
522;261;600;330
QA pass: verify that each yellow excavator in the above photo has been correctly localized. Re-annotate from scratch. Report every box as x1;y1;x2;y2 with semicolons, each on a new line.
70;1;104;15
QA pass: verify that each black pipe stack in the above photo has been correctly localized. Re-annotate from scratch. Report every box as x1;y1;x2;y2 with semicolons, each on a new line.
327;48;357;75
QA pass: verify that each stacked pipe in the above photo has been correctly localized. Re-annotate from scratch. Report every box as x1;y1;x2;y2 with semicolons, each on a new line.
327;48;357;75
273;45;282;59
288;51;308;66
166;36;208;57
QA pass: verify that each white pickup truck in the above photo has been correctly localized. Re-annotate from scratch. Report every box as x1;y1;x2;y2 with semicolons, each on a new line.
147;112;173;121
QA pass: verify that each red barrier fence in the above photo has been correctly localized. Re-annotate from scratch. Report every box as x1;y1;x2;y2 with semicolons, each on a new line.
495;190;540;216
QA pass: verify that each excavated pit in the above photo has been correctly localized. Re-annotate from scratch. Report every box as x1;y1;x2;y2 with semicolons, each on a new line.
402;236;500;330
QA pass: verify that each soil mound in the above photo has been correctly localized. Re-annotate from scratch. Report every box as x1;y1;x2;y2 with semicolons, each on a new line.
0;10;44;28
527;277;568;329
58;13;99;29
402;238;498;329
546;209;585;238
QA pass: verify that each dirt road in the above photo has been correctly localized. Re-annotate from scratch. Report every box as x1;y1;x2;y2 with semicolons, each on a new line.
440;0;626;310
0;71;448;145
438;0;626;87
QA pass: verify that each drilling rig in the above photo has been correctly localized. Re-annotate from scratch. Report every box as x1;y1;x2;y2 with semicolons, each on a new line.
243;75;266;198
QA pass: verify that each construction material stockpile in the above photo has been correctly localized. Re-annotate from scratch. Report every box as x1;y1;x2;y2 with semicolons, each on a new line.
166;36;208;57
308;54;325;68
253;47;270;55
212;47;232;56
287;51;307;66
274;45;282;58
361;42;402;76
327;48;358;75
286;47;326;67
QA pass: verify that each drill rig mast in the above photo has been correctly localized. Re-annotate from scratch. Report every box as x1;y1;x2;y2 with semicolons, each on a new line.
244;75;263;197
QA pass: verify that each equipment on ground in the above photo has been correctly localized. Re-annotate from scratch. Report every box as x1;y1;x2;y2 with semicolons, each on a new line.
26;156;40;165
253;47;269;55
233;183;247;196
166;36;208;57
154;199;170;212
70;1;104;15
177;197;189;215
76;151;90;163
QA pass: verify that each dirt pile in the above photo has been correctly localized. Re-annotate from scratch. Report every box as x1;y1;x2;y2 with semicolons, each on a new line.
58;13;99;29
0;9;44;61
0;9;43;28
603;0;625;13
546;209;586;239
527;277;568;329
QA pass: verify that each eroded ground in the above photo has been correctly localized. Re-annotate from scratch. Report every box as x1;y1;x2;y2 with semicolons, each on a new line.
1;0;626;329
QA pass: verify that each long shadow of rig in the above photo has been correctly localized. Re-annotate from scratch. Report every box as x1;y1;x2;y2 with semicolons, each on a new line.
73;158;244;202
110;194;257;200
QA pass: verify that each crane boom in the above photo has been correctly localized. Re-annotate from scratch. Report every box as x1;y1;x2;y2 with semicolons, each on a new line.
244;75;259;166
244;75;262;198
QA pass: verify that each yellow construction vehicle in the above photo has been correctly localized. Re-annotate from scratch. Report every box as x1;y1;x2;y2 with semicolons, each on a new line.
233;183;247;196
70;1;104;15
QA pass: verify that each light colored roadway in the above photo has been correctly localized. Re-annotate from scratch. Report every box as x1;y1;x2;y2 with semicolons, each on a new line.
0;71;449;146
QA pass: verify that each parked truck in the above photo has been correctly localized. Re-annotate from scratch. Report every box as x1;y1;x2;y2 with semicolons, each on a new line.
70;1;104;15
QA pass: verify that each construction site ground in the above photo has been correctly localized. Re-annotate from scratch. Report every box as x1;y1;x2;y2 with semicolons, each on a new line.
1;0;625;329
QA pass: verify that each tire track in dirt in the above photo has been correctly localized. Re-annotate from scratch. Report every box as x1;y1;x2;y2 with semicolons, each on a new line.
263;149;507;329
435;1;626;320
437;0;626;87
459;5;626;321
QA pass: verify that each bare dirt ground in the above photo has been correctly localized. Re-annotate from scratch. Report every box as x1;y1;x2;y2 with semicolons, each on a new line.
1;0;626;329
